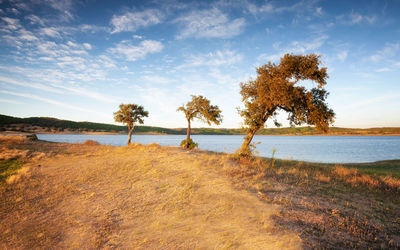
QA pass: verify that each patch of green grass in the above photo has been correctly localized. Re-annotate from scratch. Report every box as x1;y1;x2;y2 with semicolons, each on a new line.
0;159;23;183
344;160;400;178
262;157;400;179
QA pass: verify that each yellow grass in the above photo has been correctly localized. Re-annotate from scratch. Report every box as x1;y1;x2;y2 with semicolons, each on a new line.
0;139;301;249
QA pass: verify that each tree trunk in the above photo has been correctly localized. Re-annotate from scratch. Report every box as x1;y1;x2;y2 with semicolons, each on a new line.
127;125;134;145
185;119;191;148
239;129;257;155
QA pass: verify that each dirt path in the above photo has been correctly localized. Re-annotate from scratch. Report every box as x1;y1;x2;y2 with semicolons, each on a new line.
1;142;301;249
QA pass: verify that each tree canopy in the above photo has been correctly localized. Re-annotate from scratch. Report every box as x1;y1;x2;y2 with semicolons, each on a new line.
177;95;223;148
114;103;149;145
238;53;335;155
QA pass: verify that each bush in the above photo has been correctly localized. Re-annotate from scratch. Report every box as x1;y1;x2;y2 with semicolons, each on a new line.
82;140;100;146
26;134;38;141
180;138;198;149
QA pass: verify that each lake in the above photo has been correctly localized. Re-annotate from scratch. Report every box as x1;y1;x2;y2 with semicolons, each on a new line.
36;134;400;164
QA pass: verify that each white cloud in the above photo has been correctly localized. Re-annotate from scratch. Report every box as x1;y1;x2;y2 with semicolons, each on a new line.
0;98;24;105
110;9;162;34
1;17;21;31
247;0;319;16
370;43;400;62
0;90;93;113
52;84;116;103
44;0;75;21
257;35;328;64
83;43;92;50
337;12;377;25
375;68;391;72
0;76;63;93
108;40;163;61
40;27;61;38
177;49;243;69
141;75;172;85
288;35;328;53
176;8;245;39
18;29;38;41
77;24;109;34
337;50;348;62
350;93;400;109
7;8;20;15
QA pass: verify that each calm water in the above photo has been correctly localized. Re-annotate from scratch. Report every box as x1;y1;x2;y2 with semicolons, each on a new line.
36;134;400;163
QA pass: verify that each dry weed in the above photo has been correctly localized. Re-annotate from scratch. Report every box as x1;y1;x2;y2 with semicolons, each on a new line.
314;174;331;183
333;165;358;178
82;140;100;146
6;166;32;184
380;176;400;190
0;147;29;160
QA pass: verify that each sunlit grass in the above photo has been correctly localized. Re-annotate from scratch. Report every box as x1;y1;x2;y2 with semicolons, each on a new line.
0;134;399;248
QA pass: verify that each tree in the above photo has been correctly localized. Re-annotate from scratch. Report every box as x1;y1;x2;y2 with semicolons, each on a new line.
238;53;335;155
113;103;149;145
177;95;223;149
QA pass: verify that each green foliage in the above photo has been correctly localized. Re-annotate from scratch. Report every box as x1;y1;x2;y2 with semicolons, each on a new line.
238;53;335;155
0;159;23;184
0;114;184;134
180;138;198;149
177;95;223;149
114;103;149;144
113;103;149;129
177;95;223;125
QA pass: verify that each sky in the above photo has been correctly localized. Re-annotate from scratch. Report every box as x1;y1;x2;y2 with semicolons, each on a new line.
0;0;399;129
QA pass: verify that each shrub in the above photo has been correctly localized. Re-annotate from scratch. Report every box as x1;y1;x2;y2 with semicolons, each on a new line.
26;134;38;141
82;140;100;146
180;138;198;149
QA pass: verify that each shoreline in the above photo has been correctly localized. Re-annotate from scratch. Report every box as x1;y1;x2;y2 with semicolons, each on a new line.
2;131;400;136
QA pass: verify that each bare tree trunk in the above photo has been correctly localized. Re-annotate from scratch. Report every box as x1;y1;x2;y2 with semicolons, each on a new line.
239;129;257;155
185;119;191;148
127;125;133;145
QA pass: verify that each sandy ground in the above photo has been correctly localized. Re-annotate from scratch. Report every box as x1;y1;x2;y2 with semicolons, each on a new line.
0;139;301;249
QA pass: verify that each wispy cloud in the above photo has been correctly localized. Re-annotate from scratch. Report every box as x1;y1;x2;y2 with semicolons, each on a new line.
370;42;400;62
0;98;24;105
337;12;377;25
175;8;245;39
0;90;93;113
53;84;116;103
1;17;22;31
350;93;400;108
110;9;163;34
0;76;64;93
177;49;243;69
257;35;328;63
40;27;61;38
375;67;391;72
108;40;163;61
337;50;348;62
247;0;319;16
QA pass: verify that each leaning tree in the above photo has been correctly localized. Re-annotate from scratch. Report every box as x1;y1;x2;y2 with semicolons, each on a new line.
113;103;149;145
177;95;223;149
238;53;335;156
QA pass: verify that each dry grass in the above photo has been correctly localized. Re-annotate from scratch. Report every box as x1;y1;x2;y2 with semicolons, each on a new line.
333;165;359;177
1;135;399;248
226;157;400;248
0;138;301;249
82;140;100;146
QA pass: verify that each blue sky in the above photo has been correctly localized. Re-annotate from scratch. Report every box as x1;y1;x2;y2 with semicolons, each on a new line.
0;0;399;129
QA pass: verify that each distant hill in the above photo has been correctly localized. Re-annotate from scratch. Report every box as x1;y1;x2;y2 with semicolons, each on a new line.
0;114;183;134
1;114;400;135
